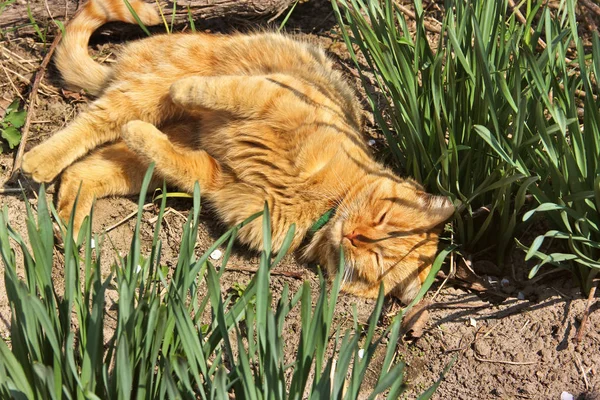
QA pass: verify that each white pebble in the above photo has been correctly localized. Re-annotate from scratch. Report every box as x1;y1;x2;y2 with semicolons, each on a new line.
561;392;574;400
368;139;376;146
90;238;95;249
517;292;525;300
469;317;477;327
210;249;222;260
358;349;365;359
135;264;142;273
486;276;498;285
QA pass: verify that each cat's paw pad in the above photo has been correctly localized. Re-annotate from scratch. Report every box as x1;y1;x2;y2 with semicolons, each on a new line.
22;147;62;183
169;77;208;108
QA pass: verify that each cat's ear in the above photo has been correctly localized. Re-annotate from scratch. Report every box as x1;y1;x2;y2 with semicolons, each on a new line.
418;193;456;226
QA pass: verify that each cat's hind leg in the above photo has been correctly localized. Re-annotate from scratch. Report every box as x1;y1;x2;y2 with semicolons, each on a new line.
121;120;222;193
57;141;160;236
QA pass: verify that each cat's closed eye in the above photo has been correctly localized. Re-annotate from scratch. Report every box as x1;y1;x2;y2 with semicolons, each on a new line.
376;211;388;225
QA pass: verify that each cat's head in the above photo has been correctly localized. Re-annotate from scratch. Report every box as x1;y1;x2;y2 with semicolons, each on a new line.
305;176;454;304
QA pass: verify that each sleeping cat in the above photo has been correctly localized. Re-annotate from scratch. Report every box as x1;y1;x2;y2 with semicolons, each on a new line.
21;0;454;303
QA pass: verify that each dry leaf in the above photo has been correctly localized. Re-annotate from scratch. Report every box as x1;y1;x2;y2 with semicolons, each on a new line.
401;299;431;339
61;88;87;102
455;257;489;292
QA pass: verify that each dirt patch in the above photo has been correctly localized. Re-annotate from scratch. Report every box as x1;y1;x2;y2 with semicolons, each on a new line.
404;282;599;399
0;0;598;398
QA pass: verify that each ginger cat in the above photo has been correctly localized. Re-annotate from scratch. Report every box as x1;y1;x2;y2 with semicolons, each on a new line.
21;0;454;303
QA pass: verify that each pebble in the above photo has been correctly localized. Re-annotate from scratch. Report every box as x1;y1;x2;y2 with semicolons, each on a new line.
561;392;574;400
358;349;365;359
210;249;223;260
90;238;95;249
135;264;142;273
474;340;491;357
500;277;516;293
469;317;477;327
368;139;376;146
517;292;526;300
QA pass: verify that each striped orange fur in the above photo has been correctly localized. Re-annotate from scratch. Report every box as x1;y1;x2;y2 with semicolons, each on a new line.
22;0;454;303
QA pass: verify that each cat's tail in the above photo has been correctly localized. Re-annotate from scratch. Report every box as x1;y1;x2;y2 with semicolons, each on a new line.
55;0;161;96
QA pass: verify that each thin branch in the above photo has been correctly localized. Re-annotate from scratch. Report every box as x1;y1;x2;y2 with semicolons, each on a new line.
9;32;62;182
0;63;25;101
394;2;442;34
574;280;598;343
473;354;537;366
0;187;25;194
574;352;591;390
104;203;155;233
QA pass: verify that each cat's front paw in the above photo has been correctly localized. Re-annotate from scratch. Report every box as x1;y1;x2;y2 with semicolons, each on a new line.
22;146;63;183
169;77;208;108
121;120;149;149
121;120;167;158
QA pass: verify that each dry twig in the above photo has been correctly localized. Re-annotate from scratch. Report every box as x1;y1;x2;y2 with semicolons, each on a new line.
104;203;155;233
473;354;537;366
574;280;598;343
0;64;57;95
9;33;62;183
1;47;39;67
394;2;442;34
0;187;25;194
574;352;591;390
0;63;25;101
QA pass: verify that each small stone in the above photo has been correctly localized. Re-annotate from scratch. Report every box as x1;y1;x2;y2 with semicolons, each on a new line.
517;292;525;300
499;277;516;294
358;349;365;359
210;249;222;260
90;238;95;249
135;264;142;273
469;317;477;327
561;392;574;400
474;340;491;357
368;139;376;146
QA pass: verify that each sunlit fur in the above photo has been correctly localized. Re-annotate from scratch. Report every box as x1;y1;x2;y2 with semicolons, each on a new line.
21;0;454;303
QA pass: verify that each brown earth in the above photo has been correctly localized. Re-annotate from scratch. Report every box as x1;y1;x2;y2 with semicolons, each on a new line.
0;1;598;399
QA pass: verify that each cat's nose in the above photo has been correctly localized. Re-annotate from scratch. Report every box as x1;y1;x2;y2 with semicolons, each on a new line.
344;230;359;247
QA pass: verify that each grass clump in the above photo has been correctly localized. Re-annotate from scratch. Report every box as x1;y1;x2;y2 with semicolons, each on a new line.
0;166;449;399
333;0;599;292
